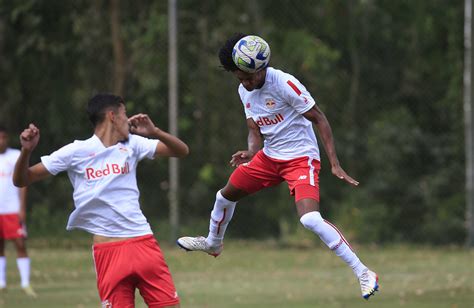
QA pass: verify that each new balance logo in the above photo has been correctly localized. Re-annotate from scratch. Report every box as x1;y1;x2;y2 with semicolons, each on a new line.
298;175;307;180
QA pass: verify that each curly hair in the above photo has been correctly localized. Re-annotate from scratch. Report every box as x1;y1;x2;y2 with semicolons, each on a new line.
218;33;247;72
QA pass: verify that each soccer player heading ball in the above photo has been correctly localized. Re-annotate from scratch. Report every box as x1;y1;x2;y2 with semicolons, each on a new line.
177;34;379;300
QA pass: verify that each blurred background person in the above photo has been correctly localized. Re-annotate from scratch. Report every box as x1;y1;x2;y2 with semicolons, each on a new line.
0;125;35;297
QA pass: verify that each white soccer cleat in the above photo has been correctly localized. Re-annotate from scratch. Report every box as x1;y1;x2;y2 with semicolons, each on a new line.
176;236;223;257
359;269;379;300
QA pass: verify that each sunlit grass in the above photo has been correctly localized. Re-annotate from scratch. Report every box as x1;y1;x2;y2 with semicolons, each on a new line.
0;239;472;307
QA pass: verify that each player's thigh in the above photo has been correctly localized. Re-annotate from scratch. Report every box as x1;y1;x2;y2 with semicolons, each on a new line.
281;157;321;198
136;239;180;307
0;214;24;240
220;180;250;201
295;190;320;217
0;215;4;242
93;242;135;305
103;278;136;308
228;153;282;196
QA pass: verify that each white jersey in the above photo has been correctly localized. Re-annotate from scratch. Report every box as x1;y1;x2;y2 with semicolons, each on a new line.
238;67;320;160
41;134;159;237
0;148;21;214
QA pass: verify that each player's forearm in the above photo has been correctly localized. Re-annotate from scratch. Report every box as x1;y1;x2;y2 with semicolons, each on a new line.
152;128;189;158
19;187;27;212
315;119;341;168
247;130;262;156
13;149;33;187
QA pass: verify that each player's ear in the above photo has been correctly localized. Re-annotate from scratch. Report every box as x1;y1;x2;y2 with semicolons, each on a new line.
107;109;116;123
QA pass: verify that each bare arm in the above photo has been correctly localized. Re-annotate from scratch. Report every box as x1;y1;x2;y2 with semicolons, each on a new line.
154;129;189;158
303;105;359;186
128;113;189;158
13;124;52;187
19;187;27;222
230;118;263;167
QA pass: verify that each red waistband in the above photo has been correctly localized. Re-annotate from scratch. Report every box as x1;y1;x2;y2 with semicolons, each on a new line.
92;234;154;250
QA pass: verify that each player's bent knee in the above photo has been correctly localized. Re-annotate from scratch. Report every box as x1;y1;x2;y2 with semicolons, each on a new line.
299;211;323;231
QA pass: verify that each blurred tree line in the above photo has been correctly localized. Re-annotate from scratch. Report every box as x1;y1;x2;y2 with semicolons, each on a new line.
0;0;465;244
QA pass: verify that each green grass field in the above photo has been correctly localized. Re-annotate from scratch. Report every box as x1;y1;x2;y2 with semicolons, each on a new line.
0;240;472;307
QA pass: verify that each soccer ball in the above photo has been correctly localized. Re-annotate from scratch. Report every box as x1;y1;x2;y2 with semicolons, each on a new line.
232;35;271;73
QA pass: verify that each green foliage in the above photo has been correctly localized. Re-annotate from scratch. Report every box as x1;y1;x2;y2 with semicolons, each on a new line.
0;0;466;244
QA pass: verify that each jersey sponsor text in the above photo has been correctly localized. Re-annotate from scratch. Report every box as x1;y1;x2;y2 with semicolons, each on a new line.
86;162;130;180
256;114;284;127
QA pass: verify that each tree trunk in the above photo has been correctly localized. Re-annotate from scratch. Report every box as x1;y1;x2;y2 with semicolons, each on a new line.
109;0;126;96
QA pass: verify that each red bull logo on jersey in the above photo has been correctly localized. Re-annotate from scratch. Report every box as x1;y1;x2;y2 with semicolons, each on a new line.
256;114;284;127
265;98;276;109
85;162;130;180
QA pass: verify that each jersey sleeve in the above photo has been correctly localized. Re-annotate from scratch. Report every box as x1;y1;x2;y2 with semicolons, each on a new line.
130;134;159;161
282;76;316;114
41;142;77;175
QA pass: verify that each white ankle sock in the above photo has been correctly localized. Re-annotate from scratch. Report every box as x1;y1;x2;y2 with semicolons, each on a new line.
16;257;30;288
0;257;6;287
300;211;367;277
206;190;236;247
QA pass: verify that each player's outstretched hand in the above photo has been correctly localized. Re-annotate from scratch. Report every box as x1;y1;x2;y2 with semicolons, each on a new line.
20;124;40;152
230;150;254;167
331;165;359;186
128;114;158;137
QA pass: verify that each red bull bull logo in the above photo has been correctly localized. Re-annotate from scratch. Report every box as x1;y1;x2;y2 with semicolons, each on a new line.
265;98;276;109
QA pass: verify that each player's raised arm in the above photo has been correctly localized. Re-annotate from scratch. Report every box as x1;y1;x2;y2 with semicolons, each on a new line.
13;124;51;187
303;105;359;186
128;113;189;158
230;118;262;167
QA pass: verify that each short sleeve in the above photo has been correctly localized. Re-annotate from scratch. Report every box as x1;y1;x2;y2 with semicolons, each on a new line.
129;134;159;161
41;143;77;175
283;77;316;114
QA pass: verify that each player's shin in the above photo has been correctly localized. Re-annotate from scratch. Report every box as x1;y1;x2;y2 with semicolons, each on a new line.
16;257;30;288
0;256;6;288
206;190;236;247
300;211;367;278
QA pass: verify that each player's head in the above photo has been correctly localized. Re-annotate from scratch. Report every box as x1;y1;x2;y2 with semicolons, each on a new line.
87;94;129;139
0;125;8;153
218;33;267;91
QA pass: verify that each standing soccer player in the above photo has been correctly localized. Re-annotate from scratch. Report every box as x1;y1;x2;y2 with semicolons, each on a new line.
0;126;36;297
13;94;187;307
177;34;379;300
